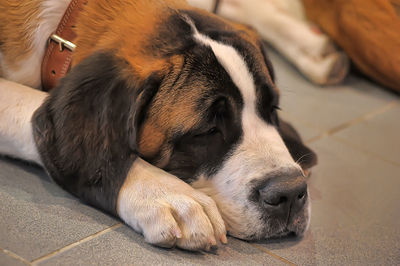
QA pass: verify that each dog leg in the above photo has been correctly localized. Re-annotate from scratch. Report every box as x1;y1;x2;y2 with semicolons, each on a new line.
0;78;47;165
118;158;227;250
244;2;349;85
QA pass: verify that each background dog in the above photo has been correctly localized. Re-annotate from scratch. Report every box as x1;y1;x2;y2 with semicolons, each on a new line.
0;0;316;251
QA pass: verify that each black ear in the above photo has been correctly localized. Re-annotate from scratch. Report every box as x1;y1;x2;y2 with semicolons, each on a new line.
32;51;161;215
260;43;275;83
278;118;318;171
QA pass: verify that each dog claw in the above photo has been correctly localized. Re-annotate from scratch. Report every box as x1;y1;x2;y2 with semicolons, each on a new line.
204;243;218;253
220;234;228;244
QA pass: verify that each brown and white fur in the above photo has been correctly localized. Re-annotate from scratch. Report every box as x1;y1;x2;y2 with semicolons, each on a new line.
188;0;349;85
0;0;317;251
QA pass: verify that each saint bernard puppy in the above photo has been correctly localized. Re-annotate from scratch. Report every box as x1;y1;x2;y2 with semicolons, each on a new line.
0;0;317;251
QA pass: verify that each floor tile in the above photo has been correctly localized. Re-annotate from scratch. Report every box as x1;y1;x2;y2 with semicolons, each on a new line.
258;137;400;265
38;226;286;266
334;104;400;165
266;48;397;132
278;111;321;142
0;250;28;266
0;158;119;262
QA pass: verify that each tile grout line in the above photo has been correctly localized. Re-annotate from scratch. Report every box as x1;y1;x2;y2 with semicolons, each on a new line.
305;101;399;144
0;248;31;265
250;244;296;265
30;223;123;265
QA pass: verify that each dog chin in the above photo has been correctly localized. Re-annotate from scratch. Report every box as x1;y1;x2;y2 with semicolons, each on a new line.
226;205;310;241
228;225;307;242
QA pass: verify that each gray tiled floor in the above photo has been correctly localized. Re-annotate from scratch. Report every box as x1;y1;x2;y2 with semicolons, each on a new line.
334;104;400;165
1;48;399;265
0;159;118;262
37;226;286;266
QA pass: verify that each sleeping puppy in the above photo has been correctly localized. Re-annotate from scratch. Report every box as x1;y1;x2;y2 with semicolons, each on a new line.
0;0;317;251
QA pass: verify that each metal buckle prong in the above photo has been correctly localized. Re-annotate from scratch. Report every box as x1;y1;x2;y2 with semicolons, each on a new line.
49;34;76;52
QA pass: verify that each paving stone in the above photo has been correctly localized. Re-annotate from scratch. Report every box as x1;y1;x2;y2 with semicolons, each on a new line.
38;226;286;266
0;158;119;262
334;104;400;165
258;137;400;265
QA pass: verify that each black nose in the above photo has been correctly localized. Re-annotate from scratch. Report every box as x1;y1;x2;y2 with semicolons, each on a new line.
259;175;308;213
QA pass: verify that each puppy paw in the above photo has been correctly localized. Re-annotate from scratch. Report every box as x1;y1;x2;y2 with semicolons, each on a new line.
117;158;227;251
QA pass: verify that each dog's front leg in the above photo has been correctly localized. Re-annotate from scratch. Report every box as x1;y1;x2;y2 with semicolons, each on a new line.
118;158;227;250
0;78;47;164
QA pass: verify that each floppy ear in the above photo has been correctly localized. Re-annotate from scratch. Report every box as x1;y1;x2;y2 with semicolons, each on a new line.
260;43;275;83
278;118;318;172
32;51;162;215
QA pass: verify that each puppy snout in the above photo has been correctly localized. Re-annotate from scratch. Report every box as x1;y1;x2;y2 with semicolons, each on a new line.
259;176;307;208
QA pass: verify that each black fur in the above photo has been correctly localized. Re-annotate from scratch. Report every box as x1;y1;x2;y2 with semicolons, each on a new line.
32;52;161;215
260;43;275;83
278;119;317;170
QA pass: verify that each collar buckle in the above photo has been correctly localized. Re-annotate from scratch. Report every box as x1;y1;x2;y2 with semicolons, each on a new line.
49;34;76;52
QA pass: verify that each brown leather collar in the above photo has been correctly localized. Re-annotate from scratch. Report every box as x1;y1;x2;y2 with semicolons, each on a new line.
41;0;87;91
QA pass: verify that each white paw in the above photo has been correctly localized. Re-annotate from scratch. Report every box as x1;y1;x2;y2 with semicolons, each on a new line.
117;158;227;251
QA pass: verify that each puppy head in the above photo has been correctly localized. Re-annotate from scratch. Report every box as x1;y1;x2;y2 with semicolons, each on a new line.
133;12;317;239
34;9;316;240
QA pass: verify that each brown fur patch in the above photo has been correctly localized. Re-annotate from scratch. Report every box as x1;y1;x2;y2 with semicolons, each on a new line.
137;54;203;160
73;0;190;79
0;0;41;72
72;0;207;160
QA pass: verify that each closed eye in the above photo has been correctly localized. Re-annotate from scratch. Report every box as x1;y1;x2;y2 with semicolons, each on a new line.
193;127;220;138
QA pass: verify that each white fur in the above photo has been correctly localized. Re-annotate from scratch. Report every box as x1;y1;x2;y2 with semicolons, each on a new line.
0;0;70;89
117;158;227;250
186;17;304;238
0;78;47;165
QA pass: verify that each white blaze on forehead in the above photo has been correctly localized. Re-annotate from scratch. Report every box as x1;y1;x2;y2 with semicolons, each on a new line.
184;17;257;111
185;16;291;155
184;16;297;171
187;16;302;237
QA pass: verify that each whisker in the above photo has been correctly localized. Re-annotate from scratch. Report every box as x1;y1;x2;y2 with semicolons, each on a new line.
295;153;313;165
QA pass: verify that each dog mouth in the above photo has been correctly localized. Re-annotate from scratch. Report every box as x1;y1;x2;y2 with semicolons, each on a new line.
227;227;301;242
268;227;302;239
225;224;304;242
265;212;309;240
223;205;309;241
